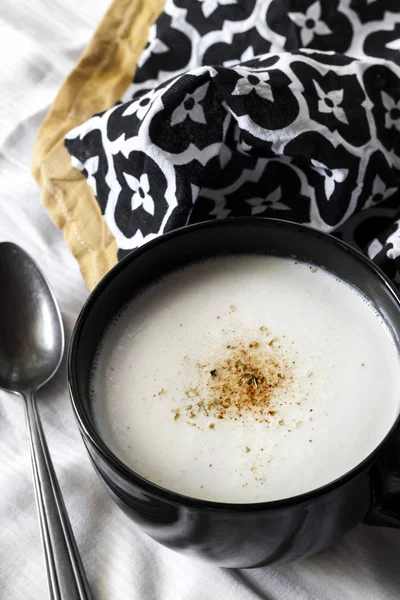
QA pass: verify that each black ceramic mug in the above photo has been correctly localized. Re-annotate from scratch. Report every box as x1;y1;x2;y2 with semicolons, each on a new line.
68;218;400;568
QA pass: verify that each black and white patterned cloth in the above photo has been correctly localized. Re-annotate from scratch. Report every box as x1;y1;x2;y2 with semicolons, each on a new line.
66;0;400;285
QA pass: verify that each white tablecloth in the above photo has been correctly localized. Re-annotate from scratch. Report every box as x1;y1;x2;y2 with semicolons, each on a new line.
1;1;400;598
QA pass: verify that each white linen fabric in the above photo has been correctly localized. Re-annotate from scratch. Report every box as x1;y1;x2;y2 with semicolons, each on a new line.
0;1;400;599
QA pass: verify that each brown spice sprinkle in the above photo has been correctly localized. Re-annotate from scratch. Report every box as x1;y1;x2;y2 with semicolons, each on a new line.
203;338;294;420
172;408;180;421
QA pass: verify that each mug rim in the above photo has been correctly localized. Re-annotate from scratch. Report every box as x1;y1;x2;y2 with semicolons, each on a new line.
68;217;400;511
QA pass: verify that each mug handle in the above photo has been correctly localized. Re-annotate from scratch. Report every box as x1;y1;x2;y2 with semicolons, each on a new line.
364;438;400;528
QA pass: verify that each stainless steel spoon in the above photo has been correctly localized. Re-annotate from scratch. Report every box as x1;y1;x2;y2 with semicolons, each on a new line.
0;242;91;600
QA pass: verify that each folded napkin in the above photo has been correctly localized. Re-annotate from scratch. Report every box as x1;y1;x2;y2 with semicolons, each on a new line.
63;0;400;288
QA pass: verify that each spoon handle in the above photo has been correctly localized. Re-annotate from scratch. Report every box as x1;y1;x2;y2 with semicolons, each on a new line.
24;391;92;600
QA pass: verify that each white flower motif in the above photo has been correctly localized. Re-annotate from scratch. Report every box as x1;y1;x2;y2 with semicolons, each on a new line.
171;82;209;126
386;222;400;260
237;137;252;155
137;25;169;69
122;89;160;121
381;91;400;132
386;38;400;51
288;1;332;47
71;155;99;197
199;0;237;19
240;46;255;63
124;173;155;215
364;175;397;209
311;159;348;201
313;80;348;124
232;69;273;102
247;187;290;215
368;237;383;260
223;47;255;68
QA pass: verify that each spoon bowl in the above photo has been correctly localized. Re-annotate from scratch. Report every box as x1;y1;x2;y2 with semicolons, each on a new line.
0;242;64;393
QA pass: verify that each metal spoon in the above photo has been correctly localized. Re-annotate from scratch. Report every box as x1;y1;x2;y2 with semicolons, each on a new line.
0;242;91;600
